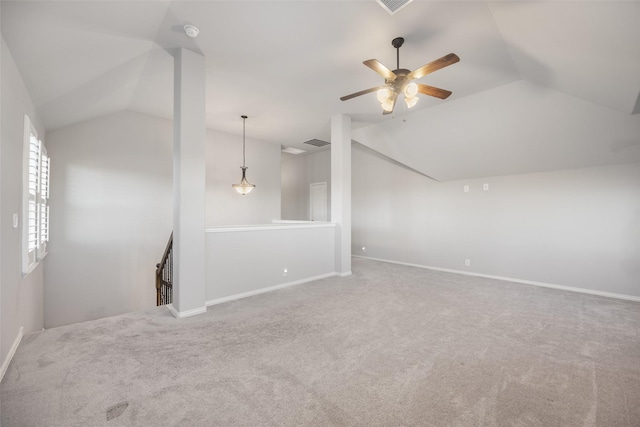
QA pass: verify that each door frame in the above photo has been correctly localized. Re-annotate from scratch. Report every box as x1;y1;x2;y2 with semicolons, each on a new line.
309;181;328;221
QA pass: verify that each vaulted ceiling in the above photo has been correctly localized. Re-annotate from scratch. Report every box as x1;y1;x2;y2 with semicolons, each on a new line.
2;1;640;181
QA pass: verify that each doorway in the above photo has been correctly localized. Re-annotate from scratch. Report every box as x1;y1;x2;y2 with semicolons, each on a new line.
309;182;328;221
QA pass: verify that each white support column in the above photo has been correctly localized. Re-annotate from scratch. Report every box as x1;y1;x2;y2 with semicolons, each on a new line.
331;114;352;276
171;48;207;318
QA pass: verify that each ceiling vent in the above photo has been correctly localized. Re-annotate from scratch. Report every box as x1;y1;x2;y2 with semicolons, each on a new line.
375;0;414;15
302;139;330;148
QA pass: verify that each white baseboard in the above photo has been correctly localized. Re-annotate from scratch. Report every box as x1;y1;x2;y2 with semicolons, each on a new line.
167;304;207;319
338;271;352;277
206;272;338;307
354;255;640;303
1;326;24;383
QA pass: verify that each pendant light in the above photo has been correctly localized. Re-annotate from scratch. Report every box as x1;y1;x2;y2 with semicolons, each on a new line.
232;115;255;195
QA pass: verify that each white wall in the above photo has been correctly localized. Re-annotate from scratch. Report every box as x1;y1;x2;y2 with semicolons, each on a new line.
1;10;3;382
45;111;173;328
206;128;281;226
281;150;331;220
1;6;4;382
281;152;306;220
352;143;640;298
205;223;335;303
172;48;207;316
44;111;283;327
1;39;45;370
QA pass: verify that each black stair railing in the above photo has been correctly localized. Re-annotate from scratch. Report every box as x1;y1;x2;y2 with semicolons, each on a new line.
156;232;173;306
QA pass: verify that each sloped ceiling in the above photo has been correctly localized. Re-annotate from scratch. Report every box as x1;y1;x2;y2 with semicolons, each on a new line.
353;80;640;181
2;1;640;181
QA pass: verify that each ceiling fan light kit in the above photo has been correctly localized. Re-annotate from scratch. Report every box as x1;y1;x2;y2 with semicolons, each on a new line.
377;88;392;103
404;82;418;98
381;95;396;112
405;95;418;108
340;37;459;115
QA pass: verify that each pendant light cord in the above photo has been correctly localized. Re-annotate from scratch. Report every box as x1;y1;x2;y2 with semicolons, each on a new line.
241;115;248;168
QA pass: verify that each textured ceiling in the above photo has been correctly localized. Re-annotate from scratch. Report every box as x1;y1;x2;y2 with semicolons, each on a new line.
2;1;640;180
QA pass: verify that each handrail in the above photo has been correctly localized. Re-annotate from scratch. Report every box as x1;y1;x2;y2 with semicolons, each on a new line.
159;232;173;269
155;232;173;306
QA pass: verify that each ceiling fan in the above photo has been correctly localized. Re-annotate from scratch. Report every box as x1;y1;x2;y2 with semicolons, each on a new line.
340;37;459;115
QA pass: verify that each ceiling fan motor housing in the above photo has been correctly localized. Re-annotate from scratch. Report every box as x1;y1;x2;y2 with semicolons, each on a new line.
387;69;411;95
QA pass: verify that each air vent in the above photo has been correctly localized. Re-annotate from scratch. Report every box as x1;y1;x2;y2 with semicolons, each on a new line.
375;0;414;15
302;139;330;148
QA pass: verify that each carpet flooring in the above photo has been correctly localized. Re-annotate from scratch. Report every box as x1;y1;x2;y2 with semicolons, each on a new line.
2;258;640;426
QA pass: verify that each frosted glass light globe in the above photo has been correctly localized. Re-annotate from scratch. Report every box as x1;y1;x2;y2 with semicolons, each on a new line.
377;88;391;103
405;96;418;108
404;82;418;98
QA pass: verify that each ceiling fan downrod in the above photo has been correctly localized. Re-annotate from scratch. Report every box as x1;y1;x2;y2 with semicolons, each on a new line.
392;37;404;70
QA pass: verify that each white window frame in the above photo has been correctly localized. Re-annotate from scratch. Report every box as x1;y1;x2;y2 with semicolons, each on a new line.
39;146;50;259
22;115;49;275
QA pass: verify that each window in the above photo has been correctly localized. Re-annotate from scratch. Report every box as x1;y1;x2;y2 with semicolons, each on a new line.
22;115;50;275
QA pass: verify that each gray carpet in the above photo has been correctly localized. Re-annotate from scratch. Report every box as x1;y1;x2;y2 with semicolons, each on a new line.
2;258;640;426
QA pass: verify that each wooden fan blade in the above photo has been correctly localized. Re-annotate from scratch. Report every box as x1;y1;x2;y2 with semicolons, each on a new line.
409;53;460;80
363;59;397;81
417;84;452;99
340;86;382;101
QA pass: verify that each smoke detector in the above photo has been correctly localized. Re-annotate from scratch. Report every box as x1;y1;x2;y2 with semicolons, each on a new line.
184;24;199;38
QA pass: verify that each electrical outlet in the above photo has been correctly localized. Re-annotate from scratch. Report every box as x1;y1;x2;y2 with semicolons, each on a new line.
463;185;469;193
283;268;288;277
465;259;471;267
483;183;489;191
362;246;366;253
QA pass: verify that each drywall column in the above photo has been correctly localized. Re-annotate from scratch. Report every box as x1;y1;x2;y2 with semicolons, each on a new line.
331;114;352;276
171;48;206;317
0;15;4;374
